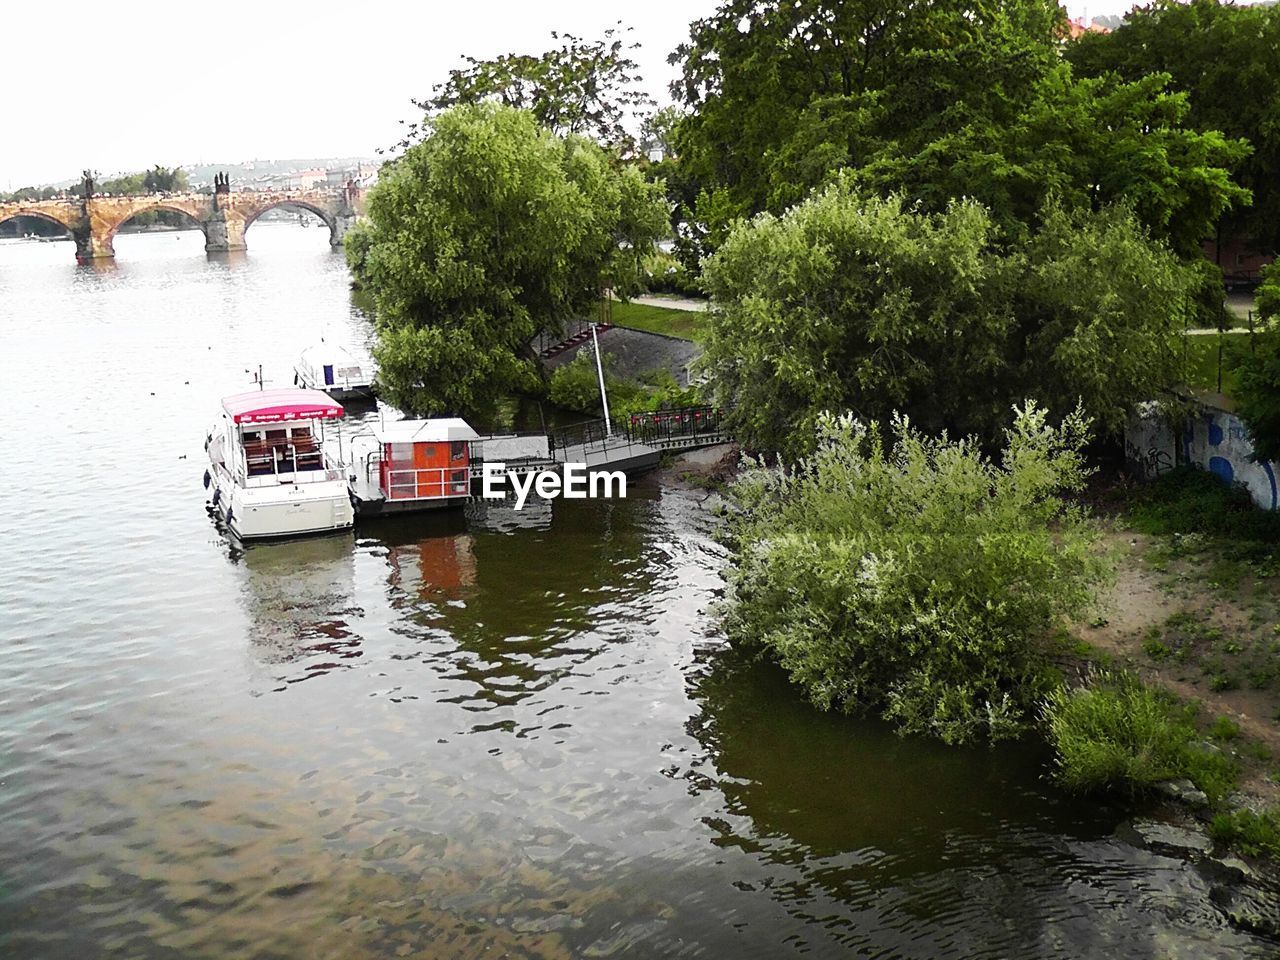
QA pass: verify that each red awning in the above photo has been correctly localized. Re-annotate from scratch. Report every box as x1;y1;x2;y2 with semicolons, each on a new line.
221;388;344;424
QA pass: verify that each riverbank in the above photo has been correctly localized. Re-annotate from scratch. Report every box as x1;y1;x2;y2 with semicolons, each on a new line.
689;438;1280;883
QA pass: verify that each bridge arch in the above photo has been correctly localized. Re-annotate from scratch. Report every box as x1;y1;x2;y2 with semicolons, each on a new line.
0;206;80;236
103;201;208;249
243;199;339;245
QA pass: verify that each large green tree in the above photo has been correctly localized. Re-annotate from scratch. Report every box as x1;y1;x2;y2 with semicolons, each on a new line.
671;0;1248;265
350;104;668;421
672;0;1062;221
699;178;1192;456
399;25;654;154
1067;0;1280;253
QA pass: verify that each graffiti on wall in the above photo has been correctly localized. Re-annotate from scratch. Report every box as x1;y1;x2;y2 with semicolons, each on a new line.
1126;399;1278;510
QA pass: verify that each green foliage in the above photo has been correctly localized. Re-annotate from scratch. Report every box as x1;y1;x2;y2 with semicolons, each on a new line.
1232;262;1280;461
720;402;1107;744
1230;350;1280;457
402;26;654;153
548;350;615;415
1208;715;1243;741
1209;807;1280;859
641;250;702;298
863;66;1250;259
671;1;1248;259
1042;670;1237;799
548;351;699;418
352;104;668;420
613;369;701;417
1122;467;1280;546
700;179;1191;457
673;0;1062;227
1258;262;1280;327
1068;0;1280;252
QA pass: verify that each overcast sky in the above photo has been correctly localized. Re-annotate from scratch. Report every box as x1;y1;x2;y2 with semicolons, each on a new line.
0;1;1233;189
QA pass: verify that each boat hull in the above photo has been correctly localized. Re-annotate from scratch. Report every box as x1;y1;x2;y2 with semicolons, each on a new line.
351;493;468;518
209;466;354;540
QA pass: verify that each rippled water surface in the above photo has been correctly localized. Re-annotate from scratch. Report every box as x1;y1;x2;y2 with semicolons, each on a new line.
1;228;1276;958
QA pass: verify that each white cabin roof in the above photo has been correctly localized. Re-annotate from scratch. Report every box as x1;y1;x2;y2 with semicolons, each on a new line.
374;418;480;444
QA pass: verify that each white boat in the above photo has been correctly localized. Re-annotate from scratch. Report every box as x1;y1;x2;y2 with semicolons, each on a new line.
294;342;376;401
205;388;355;540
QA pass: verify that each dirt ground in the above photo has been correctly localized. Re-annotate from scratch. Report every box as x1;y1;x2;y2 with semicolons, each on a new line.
1074;529;1280;803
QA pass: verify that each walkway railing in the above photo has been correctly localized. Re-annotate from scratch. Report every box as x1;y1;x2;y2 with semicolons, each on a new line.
548;405;728;458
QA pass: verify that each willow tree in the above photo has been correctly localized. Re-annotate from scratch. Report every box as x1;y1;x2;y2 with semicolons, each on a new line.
700;179;1194;457
349;104;668;420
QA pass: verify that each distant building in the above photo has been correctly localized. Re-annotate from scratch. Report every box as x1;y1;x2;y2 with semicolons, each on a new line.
1064;16;1111;39
1204;235;1275;291
325;163;380;188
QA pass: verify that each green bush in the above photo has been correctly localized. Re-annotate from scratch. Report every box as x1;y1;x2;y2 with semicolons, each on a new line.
642;249;703;298
612;370;701;418
547;350;639;415
1122;466;1280;551
1235;338;1280;465
1209;807;1280;858
720;401;1108;744
1208;715;1243;741
1042;670;1237;799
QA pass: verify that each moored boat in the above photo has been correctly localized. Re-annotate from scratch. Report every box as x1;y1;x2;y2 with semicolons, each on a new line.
205;388;354;540
294;342;376;401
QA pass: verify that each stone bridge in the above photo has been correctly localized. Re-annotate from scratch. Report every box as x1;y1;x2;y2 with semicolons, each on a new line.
0;173;365;261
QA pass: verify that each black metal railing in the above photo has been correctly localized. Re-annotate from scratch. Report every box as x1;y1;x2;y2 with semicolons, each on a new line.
548;405;727;458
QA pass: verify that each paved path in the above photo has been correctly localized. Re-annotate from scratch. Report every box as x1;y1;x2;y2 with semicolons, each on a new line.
631;295;709;313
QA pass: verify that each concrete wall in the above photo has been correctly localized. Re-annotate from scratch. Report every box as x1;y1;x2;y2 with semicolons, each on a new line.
1126;399;1280;510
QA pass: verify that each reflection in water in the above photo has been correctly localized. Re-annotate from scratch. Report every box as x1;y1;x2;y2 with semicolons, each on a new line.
235;535;362;683
686;650;1280;958
3;231;1279;959
465;493;554;533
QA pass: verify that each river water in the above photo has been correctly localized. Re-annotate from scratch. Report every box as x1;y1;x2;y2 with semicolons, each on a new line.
0;226;1275;959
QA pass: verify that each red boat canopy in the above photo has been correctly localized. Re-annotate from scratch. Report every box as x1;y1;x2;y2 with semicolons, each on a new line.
222;388;344;424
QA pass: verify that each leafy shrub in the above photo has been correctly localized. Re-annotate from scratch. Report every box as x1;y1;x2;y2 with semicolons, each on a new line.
612;369;701;418
699;181;1193;459
1235;338;1280;465
720;401;1107;744
1123;466;1280;548
1209;807;1280;858
642;249;703;298
547;350;640;415
1207;715;1243;741
1042;670;1237;799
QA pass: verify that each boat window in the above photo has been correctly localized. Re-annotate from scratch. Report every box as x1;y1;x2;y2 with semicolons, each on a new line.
292;426;312;439
242;430;261;443
266;429;287;444
450;441;467;461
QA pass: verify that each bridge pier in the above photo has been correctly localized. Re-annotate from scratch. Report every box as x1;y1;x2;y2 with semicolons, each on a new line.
204;212;247;254
73;229;114;262
331;212;358;248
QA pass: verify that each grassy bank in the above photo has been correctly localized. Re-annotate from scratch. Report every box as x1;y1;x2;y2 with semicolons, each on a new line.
1046;467;1280;856
610;300;708;343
